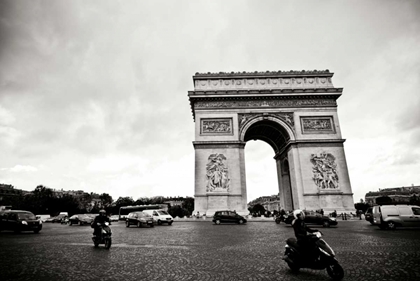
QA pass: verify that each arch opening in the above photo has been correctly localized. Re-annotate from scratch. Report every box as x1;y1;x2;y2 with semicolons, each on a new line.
243;119;293;212
243;119;291;154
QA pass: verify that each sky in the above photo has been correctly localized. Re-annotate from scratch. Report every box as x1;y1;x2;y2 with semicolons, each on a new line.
0;0;419;204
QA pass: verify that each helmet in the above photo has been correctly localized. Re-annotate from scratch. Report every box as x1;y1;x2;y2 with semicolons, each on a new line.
99;209;106;215
293;209;305;220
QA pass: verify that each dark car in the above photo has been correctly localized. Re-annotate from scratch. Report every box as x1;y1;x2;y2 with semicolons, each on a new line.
0;210;43;233
212;210;247;225
284;210;338;227
68;214;93;226
126;211;154;228
365;207;373;224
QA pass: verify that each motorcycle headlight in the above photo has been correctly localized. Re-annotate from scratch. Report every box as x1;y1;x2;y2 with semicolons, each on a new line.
22;221;28;225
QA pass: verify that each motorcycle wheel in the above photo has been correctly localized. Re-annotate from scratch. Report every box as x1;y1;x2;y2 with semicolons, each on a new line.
94;239;99;248
286;261;299;273
105;238;112;249
326;263;344;281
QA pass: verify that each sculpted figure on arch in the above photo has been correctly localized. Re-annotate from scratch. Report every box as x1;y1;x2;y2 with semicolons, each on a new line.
206;153;230;192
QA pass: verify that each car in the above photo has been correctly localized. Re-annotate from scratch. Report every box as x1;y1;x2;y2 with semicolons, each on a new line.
372;205;420;230
0;210;43;233
110;215;119;222
284;210;338;227
68;214;94;226
365;207;373;224
45;214;67;223
126;211;154;228
143;209;174;225
212;210;247;225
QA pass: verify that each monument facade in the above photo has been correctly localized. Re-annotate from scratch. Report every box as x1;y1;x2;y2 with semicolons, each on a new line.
188;70;354;216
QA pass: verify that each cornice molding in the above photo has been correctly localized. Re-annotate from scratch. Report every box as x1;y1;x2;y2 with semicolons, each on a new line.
193;141;246;149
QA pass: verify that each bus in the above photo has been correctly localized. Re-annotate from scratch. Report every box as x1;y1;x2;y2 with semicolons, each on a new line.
118;205;167;220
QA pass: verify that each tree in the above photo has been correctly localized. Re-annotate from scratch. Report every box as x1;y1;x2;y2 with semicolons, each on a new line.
376;196;393;205
168;205;189;218
182;197;194;215
99;193;113;208
249;204;265;216
114;197;135;208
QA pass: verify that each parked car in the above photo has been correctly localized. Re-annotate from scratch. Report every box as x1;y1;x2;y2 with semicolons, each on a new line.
143;209;174;225
110;215;119;222
212;210;247;225
284;210;338;227
68;214;94;226
365;207;373;224
372;205;420;230
0;210;43;233
126;212;154;228
45;214;67;223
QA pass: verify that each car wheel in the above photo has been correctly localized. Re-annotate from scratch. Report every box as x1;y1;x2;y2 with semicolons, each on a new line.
34;229;40;234
150;224;154;228
323;221;330;228
387;221;397;230
215;219;221;225
126;221;130;227
78;221;82;226
238;219;244;224
137;221;141;228
168;222;173;226
158;220;162;225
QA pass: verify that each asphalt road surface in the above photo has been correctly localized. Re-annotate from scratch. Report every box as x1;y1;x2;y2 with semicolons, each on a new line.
1;220;419;281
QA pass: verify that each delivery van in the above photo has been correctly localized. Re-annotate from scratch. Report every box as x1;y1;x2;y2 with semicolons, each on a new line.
143;209;173;225
372;205;420;230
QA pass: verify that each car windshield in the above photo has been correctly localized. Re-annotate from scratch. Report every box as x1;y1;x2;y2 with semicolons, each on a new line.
17;212;36;220
158;211;168;215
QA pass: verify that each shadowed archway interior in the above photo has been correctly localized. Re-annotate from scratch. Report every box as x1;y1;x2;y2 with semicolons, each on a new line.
243;120;290;154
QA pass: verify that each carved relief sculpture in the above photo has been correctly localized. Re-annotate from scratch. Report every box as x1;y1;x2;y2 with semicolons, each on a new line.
310;153;339;189
301;117;334;134
201;119;232;134
206;154;230;192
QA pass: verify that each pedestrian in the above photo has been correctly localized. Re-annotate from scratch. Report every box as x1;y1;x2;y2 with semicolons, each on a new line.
320;209;324;216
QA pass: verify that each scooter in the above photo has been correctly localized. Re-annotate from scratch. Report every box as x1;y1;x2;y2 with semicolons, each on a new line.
283;231;344;280
92;222;112;249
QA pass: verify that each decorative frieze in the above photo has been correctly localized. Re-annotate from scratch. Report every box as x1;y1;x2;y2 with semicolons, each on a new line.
301;116;335;134
201;118;232;135
195;99;336;109
206;153;230;192
194;76;334;90
310;152;339;189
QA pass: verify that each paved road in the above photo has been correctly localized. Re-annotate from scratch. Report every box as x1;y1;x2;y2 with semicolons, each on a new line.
0;220;419;281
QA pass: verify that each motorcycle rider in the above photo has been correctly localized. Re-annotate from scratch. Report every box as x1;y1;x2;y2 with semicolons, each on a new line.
92;209;110;237
291;209;320;262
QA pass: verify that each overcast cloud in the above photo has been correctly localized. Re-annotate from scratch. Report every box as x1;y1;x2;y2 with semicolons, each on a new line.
1;0;419;203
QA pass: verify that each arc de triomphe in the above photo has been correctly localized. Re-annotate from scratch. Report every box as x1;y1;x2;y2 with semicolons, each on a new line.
188;70;354;216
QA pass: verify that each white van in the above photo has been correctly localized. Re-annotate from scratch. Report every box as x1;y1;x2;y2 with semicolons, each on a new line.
143;209;173;225
372;205;420;230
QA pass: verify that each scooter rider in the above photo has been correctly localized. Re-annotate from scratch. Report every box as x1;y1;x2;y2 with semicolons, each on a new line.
292;209;320;261
92;209;110;237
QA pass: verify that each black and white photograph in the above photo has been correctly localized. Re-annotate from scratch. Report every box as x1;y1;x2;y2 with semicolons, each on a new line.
1;1;419;280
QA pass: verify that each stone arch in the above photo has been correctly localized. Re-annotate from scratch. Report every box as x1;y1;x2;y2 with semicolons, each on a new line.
188;70;355;216
239;115;295;153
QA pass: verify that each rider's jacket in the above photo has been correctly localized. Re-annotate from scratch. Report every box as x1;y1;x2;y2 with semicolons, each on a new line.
292;218;317;244
92;215;110;227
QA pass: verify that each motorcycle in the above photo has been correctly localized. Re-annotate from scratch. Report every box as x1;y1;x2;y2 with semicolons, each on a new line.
92;222;112;249
275;214;286;224
283;231;344;280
